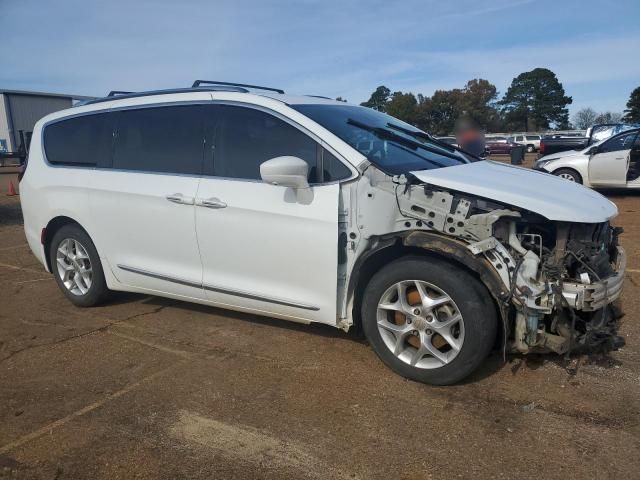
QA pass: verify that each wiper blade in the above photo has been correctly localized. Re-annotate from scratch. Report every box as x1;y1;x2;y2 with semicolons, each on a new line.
347;118;462;164
385;122;432;142
347;118;417;147
385;122;485;162
386;123;457;153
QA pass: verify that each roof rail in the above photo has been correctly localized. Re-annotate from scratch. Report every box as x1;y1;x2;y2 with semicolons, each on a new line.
305;95;332;100
107;90;134;97
192;80;285;94
79;86;250;106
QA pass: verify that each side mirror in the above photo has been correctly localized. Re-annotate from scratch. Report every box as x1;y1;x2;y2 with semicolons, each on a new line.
260;156;309;189
587;146;599;155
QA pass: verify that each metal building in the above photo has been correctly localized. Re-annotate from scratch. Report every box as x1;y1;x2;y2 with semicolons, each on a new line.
0;89;94;155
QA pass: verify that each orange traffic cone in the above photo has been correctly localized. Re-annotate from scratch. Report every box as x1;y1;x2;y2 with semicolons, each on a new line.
6;180;17;196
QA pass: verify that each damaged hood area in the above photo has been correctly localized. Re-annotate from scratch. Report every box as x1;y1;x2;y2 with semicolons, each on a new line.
410;161;617;223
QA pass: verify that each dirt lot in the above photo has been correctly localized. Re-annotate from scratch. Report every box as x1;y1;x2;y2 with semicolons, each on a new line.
1;159;639;479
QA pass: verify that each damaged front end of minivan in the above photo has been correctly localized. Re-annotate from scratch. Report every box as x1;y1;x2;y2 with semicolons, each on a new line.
397;180;625;355
346;161;626;357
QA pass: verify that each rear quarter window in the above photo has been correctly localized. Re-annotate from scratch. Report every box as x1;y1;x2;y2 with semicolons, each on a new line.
44;113;113;166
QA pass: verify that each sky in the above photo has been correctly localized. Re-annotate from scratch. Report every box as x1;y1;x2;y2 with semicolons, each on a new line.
1;0;639;119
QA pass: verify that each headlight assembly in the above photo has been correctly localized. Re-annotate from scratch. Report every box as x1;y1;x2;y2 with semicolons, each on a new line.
536;159;557;169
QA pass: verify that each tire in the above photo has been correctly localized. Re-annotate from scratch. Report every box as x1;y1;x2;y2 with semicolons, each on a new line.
362;256;497;386
526;145;535;153
553;168;582;184
49;224;110;307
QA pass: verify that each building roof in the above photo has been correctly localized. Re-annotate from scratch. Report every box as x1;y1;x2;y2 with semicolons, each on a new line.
0;89;95;101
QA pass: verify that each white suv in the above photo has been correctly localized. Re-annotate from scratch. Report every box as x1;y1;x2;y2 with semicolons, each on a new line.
511;134;542;153
20;81;626;385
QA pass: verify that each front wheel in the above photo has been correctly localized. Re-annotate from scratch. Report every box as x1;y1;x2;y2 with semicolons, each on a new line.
553;168;583;184
361;256;497;386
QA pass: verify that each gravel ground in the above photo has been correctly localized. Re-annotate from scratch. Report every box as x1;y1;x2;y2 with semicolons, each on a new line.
1;161;639;479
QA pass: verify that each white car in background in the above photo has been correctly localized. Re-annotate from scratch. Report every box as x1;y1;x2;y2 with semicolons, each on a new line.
511;134;542;153
535;128;640;188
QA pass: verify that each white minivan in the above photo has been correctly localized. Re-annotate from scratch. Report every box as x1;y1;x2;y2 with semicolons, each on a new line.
20;81;626;385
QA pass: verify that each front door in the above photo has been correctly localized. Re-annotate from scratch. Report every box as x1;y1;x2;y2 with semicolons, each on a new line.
589;131;637;187
195;104;342;324
90;104;206;299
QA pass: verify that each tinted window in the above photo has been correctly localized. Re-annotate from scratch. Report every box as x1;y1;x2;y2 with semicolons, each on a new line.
526;135;539;140
292;104;468;175
322;149;351;182
600;132;637;153
44;113;112;166
212;105;318;181
113;106;204;175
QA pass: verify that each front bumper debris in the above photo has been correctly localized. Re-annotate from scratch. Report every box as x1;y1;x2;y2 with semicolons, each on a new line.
562;246;626;311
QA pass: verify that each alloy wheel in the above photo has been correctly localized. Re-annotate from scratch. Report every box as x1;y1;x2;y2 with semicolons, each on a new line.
56;238;93;296
376;280;464;369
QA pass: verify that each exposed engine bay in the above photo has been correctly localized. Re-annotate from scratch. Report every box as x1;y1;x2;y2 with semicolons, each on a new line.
344;167;626;356
396;175;626;355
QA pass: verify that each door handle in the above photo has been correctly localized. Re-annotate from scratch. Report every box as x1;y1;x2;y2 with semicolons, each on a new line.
166;193;194;205
198;197;227;209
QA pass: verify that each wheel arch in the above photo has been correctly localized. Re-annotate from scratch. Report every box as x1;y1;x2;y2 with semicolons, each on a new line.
348;231;508;338
550;166;583;184
42;216;94;272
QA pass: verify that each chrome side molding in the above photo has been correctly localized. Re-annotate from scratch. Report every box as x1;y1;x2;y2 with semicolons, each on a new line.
202;283;319;311
117;264;319;311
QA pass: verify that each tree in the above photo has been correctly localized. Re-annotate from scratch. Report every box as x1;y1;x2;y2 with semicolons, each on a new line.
458;79;499;129
594;111;624;124
572;107;598;129
385;91;418;124
335;96;347;102
419;89;464;135
623;87;640;123
360;86;390;111
500;68;572;130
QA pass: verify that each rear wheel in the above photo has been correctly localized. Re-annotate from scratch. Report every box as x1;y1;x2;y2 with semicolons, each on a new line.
362;256;497;385
50;224;110;307
553;168;582;184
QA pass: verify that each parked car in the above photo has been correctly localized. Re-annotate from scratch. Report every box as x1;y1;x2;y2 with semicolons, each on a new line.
512;134;541;153
535;128;640;188
20;82;626;385
539;123;640;157
486;137;519;155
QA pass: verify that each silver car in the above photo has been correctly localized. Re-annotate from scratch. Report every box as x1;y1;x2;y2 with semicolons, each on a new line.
535;128;640;188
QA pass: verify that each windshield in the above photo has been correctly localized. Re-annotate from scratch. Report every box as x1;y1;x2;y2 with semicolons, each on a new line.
291;104;471;175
